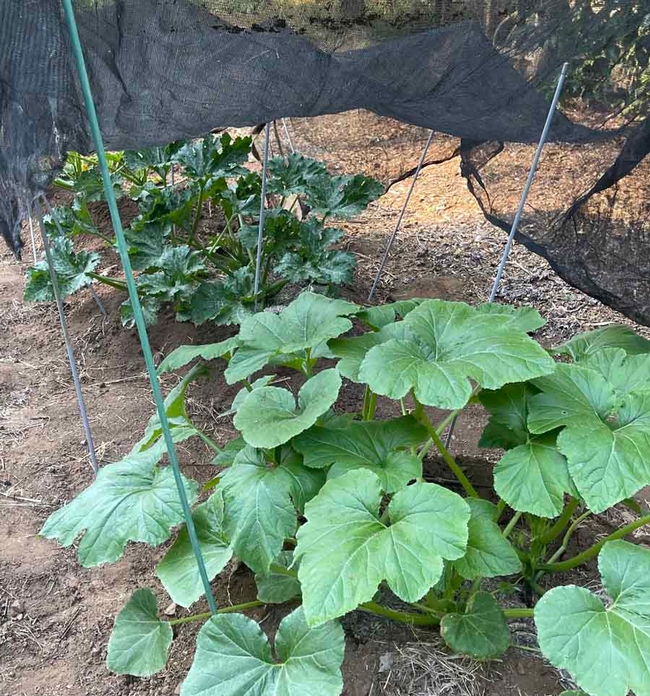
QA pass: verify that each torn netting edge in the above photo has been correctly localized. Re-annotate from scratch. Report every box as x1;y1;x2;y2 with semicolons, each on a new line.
461;115;650;326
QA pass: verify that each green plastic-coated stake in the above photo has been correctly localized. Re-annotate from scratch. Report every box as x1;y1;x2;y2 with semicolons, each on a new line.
61;0;218;615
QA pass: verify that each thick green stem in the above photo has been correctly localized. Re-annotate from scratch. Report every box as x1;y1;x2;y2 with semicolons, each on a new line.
503;607;534;619
169;600;264;626
362;388;377;421
358;601;439;626
194;428;221;453
539;513;650;573
87;272;128;291
189;185;205;243
543;510;592;569
418;410;458;462
535;498;579;547
503;511;522;539
415;401;479;498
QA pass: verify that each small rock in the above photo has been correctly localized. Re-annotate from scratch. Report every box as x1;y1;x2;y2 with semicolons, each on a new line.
164;602;177;617
378;652;394;673
9;599;24;617
174;684;182;695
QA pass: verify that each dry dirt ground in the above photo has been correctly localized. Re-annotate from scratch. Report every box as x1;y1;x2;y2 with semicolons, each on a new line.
1;114;649;696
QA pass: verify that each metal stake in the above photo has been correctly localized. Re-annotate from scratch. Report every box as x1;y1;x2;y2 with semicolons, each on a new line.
34;198;99;475
28;215;38;264
444;62;569;449
281;118;296;155
254;123;271;309
61;0;218;615
368;130;435;301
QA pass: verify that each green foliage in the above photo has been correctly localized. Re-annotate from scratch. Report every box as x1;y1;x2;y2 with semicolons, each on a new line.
40;444;198;567
536;541;650;696
24;237;99;301
107;589;173;677
156;491;232;607
26;134;380;328
296;469;470;625
441;592;510;658
182;607;344;696
40;292;650;696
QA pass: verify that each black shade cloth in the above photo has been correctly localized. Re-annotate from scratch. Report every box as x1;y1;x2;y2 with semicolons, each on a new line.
1;0;648;324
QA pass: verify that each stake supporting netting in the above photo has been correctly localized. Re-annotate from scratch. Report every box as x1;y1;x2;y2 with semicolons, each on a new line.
34;197;99;475
444;62;569;450
61;0;218;615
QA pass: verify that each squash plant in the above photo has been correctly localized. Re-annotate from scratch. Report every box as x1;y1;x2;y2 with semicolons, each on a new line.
25;135;382;328
41;292;650;696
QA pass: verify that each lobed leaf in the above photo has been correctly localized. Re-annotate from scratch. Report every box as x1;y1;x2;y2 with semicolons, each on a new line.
107;589;172;677
234;369;342;449
25;237;99;302
359;300;555;410
294;416;427;493
295;469;470;625
441;591;510;658
254;551;301;604
225;291;356;384
157;336;239;374
40;444;199;567
552;325;650;360
219;446;324;573
536;540;650;696
181;607;344;696
453;499;521;579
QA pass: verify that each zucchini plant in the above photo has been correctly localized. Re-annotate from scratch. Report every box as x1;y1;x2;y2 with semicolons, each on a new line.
41;292;650;696
25;135;382;328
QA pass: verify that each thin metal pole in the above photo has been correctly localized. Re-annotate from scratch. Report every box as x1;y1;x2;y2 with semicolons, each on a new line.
254;123;271;309
34;199;99;475
444;63;569;450
28;215;38;264
368;130;435;301
281;118;296;154
488;62;569;303
61;0;218;615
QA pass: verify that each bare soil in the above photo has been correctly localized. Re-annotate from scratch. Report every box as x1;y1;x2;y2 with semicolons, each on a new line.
2;113;649;696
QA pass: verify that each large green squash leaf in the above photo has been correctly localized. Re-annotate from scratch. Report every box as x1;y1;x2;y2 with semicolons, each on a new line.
453;500;521;579
293;416;427;493
328;322;411;383
304;173;383;218
156;491;232;607
441;591;510;658
267;153;329;195
584;348;650;398
25;237;100;302
107;589;172;677
234;369;342;449
220;446;324;573
529;364;650;512
536;540;650;696
552;325;650;360
355;300;422;330
493;436;573;518
225;292;356;384
40;445;198;566
181;607;344;696
358;300;555;410
295;469;470;625
475;303;546;333
528;364;618;434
